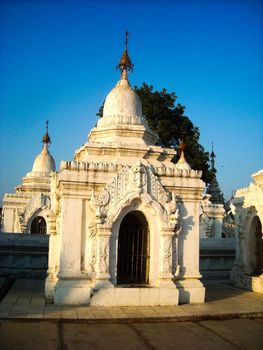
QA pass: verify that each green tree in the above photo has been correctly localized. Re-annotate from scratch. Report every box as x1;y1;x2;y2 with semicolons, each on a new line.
97;83;213;185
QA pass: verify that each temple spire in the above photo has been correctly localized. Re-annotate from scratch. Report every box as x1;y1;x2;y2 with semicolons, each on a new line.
210;142;215;172
207;143;224;204
42;120;51;145
117;31;134;77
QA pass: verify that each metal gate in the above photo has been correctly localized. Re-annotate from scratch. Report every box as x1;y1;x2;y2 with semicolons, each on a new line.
117;211;149;285
31;216;47;234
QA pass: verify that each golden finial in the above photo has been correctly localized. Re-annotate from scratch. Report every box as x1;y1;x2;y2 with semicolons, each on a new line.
178;140;186;156
116;31;134;74
42;120;51;144
176;140;191;171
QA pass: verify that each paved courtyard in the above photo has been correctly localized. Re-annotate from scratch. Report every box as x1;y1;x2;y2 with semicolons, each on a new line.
0;279;263;321
0;318;263;350
0;279;263;349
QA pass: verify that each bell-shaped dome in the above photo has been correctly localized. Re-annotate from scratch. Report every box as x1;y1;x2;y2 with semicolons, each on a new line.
84;33;158;147
176;144;191;171
32;144;56;173
102;74;142;119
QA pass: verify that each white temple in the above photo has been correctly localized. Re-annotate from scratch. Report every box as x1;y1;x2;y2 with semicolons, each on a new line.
2;121;55;235
46;36;206;305
2;35;208;305
230;169;263;293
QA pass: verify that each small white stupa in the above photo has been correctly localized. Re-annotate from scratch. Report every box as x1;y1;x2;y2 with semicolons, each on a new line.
45;33;206;306
2;121;55;234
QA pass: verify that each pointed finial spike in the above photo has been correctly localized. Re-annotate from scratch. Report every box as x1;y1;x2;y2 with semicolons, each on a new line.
210;141;215;158
125;31;129;49
210;142;216;172
116;31;134;74
42;120;51;145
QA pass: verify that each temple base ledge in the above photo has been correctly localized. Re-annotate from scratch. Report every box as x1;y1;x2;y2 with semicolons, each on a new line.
90;284;179;306
175;279;205;304
54;278;92;305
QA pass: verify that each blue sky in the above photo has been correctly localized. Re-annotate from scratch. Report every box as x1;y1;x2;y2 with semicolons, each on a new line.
0;0;262;202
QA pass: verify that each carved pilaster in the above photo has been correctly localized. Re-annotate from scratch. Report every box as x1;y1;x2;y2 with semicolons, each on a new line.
46;211;57;235
87;221;97;273
95;225;112;288
160;228;175;285
20;223;27;233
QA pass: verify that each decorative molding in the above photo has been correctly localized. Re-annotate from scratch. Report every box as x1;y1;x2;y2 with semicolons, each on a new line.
24;193;51;223
98;237;109;274
89;163;179;229
59;160;202;179
162;236;172;275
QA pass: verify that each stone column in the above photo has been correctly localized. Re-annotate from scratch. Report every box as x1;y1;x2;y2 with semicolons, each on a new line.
201;204;224;239
176;200;205;303
95;224;113;289
59;197;83;275
159;228;175;286
45;212;58;302
2;207;15;232
54;197;91;305
212;205;225;239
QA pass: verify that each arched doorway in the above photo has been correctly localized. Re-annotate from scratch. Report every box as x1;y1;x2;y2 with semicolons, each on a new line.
31;216;47;234
249;216;263;276
117;211;149;285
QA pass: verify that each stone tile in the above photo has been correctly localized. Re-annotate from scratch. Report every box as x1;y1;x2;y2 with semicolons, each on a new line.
9;307;29;314
120;307;143;317
137;306;159;318
0;304;12;311
200;319;263;350
29;297;44;304
92;309;112;319
1;295;18;304
27;307;44;318
107;306;127;317
61;307;78;319
0;305;11;318
151;306;174;317
132;321;236;350
63;323;147;350
8;310;28;318
108;312;127;319
76;307;95;319
254;318;263;323
0;320;60;349
43;306;61;319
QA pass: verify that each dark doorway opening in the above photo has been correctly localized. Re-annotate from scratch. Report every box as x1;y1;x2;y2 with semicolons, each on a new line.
251;216;263;276
117;211;149;285
31;216;47;234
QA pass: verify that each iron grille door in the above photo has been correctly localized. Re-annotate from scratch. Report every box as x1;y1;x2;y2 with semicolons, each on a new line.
117;211;149;285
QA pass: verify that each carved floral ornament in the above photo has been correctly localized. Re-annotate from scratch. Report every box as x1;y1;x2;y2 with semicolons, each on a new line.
15;193;51;231
89;163;180;230
223;200;263;239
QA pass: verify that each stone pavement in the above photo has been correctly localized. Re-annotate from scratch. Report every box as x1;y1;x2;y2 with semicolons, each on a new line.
0;279;263;349
0;279;262;321
0;318;263;350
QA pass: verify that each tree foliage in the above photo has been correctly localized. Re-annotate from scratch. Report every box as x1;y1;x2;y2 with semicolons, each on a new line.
134;83;212;185
97;82;213;185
